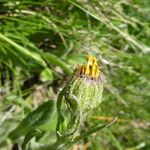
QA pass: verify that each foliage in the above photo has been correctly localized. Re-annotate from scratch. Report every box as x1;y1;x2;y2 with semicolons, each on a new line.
0;0;150;150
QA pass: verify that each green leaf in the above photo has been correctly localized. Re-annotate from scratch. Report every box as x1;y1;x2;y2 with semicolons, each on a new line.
9;100;54;141
42;52;72;75
63;117;117;149
22;129;42;150
40;68;54;82
0;33;46;67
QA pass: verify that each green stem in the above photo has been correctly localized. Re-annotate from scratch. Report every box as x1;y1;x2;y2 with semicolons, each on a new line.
56;90;64;140
55;90;81;149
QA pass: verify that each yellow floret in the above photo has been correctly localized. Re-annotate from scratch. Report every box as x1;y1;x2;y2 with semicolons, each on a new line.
76;55;100;78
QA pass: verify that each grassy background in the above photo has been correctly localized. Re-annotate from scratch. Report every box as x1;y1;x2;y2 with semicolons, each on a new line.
0;0;150;149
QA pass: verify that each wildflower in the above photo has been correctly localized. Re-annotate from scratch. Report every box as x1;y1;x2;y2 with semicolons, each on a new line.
56;55;105;142
63;55;104;114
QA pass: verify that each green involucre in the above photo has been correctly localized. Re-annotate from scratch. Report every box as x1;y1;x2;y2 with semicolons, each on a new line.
64;75;103;113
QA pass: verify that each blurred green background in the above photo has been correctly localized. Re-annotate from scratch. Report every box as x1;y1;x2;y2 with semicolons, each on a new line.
0;0;150;150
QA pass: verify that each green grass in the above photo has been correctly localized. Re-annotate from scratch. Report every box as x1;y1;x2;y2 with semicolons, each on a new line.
0;0;150;149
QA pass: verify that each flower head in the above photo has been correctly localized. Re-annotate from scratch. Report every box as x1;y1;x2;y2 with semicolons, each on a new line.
63;55;104;113
76;55;100;79
74;55;104;85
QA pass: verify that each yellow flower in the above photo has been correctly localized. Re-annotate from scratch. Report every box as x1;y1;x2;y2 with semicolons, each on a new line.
63;55;104;113
75;55;100;79
56;55;104;141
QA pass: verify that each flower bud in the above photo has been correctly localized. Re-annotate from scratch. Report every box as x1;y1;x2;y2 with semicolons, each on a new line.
63;55;104;114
